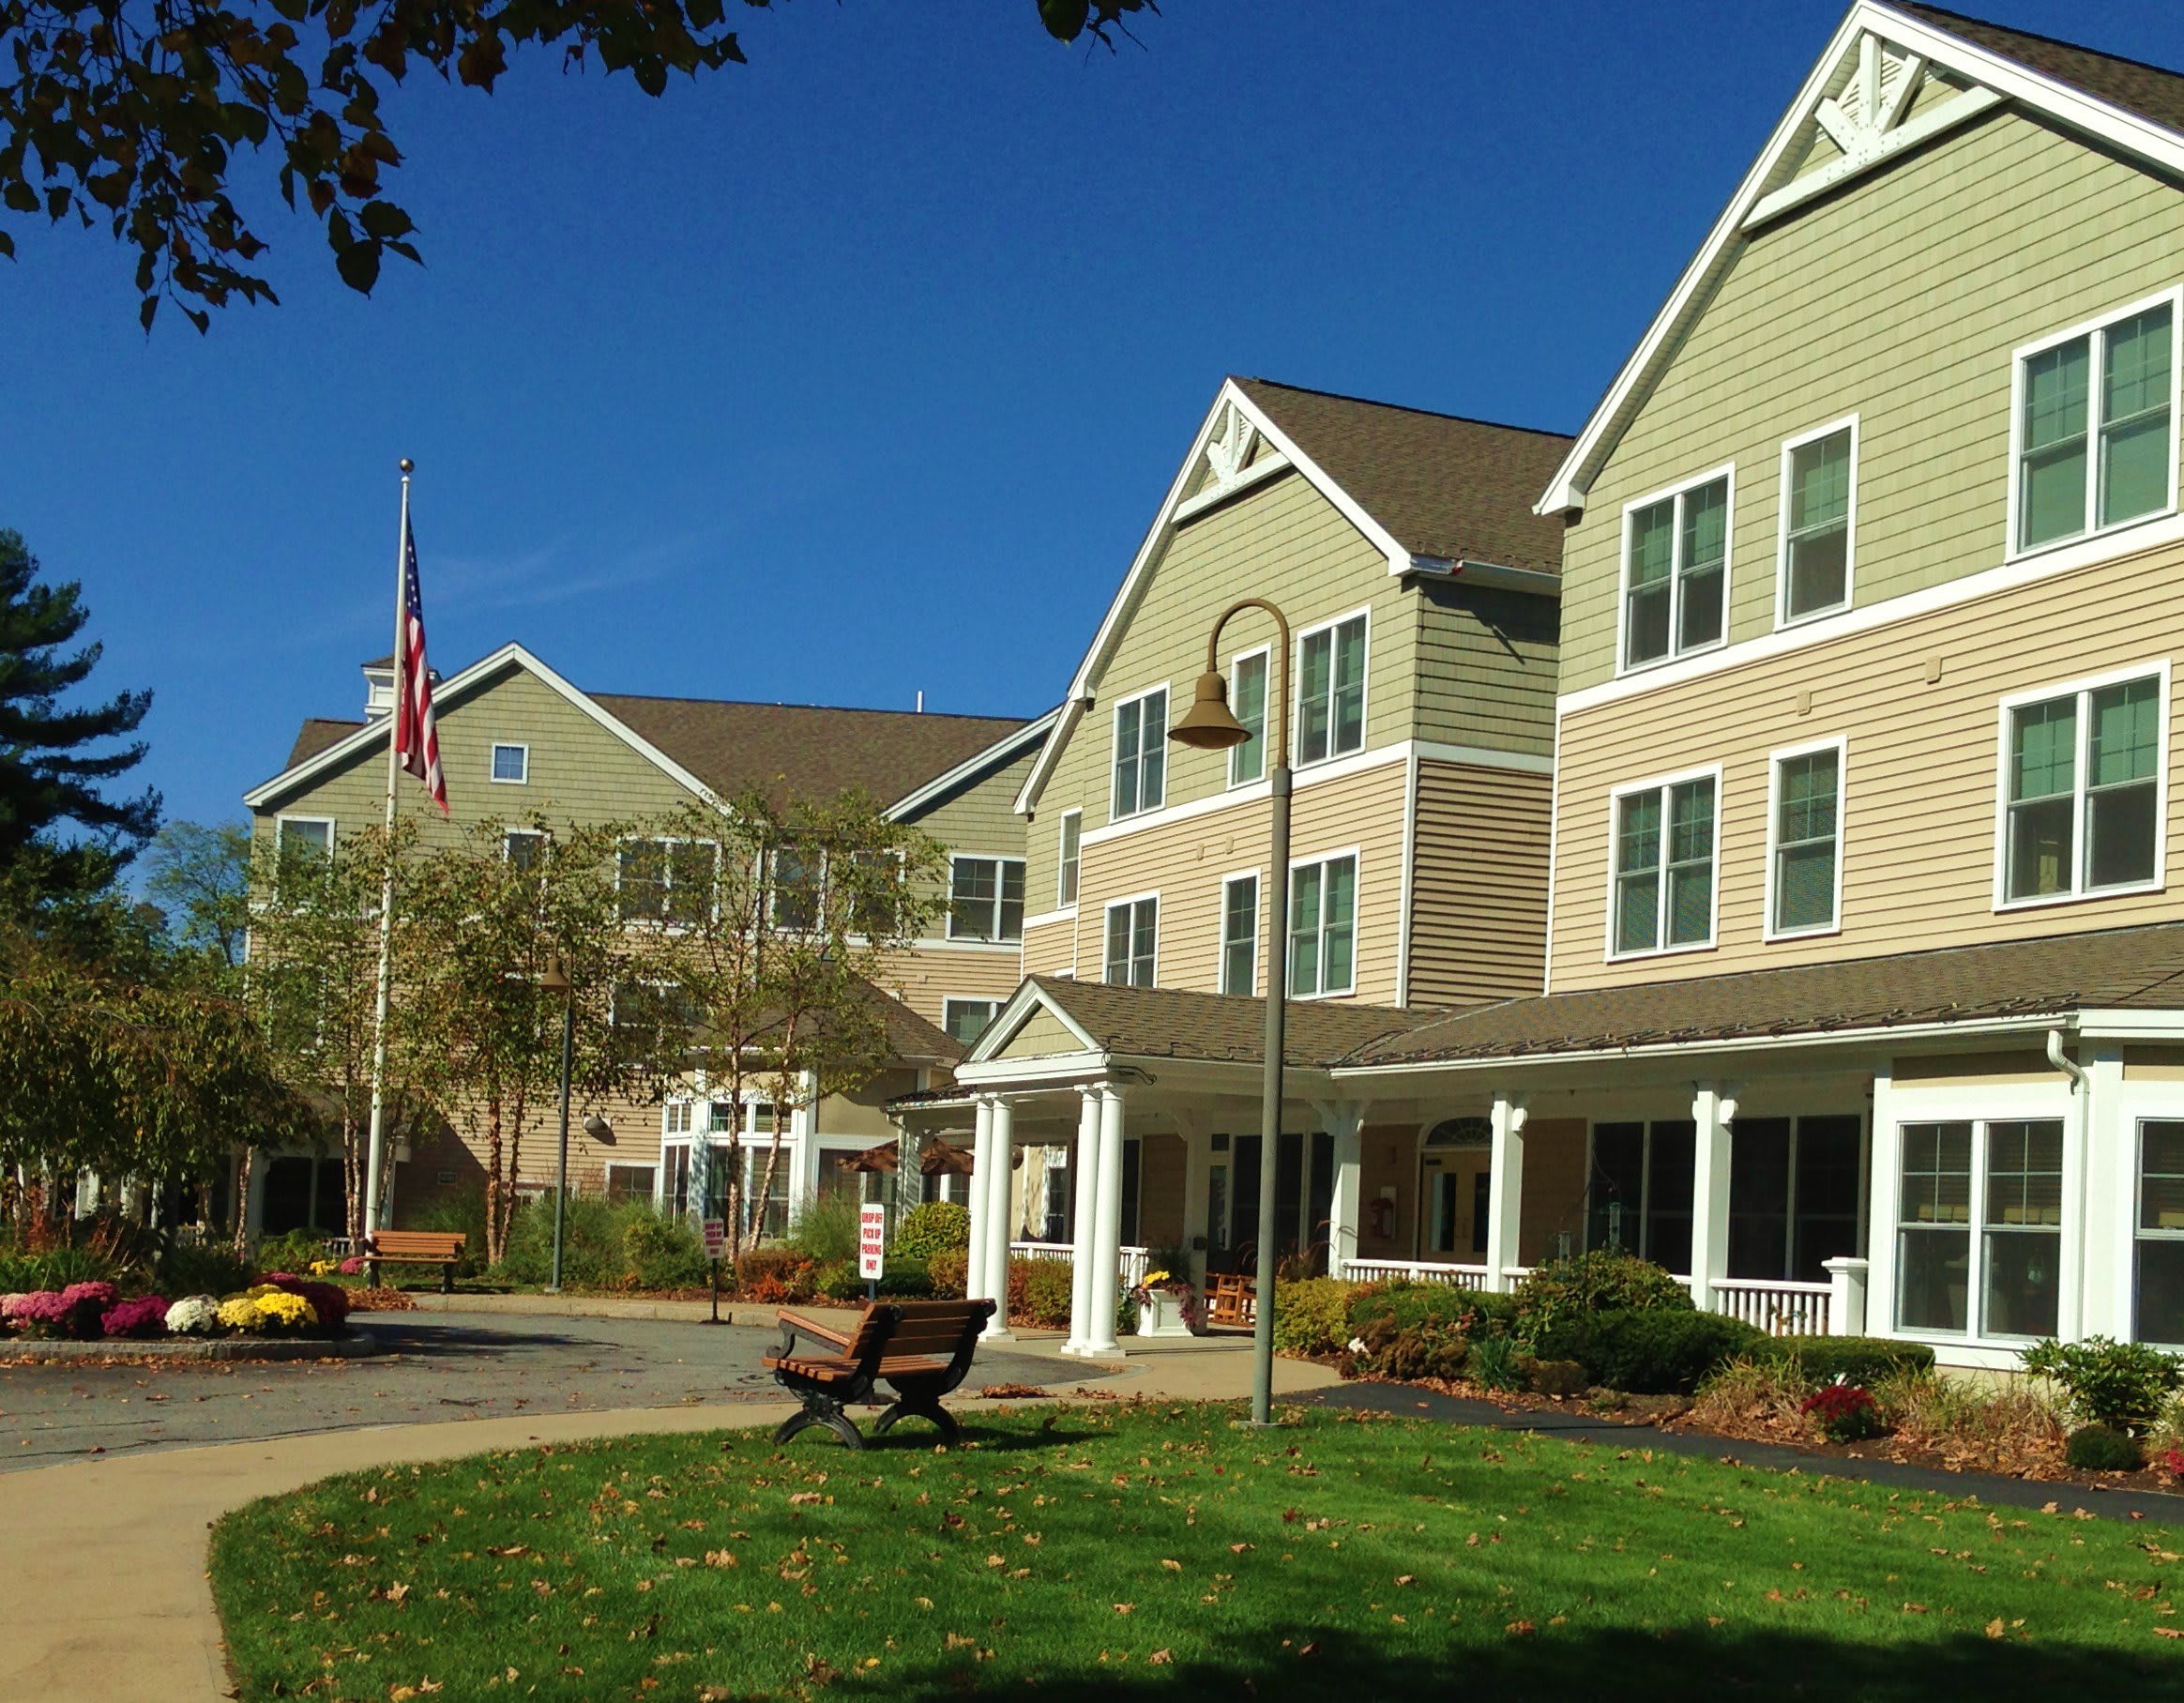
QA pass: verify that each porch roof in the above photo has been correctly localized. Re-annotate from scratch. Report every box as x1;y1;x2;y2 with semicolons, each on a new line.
1354;920;2184;1067
1023;976;1420;1068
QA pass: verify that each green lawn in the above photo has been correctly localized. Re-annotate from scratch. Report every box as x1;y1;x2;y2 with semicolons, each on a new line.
209;1403;2184;1700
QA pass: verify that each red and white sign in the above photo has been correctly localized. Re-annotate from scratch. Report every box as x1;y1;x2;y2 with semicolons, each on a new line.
702;1218;726;1261
858;1203;887;1282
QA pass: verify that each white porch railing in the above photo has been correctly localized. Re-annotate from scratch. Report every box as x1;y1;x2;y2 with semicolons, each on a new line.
1342;1259;1491;1290
1710;1278;1831;1337
1010;1240;1151;1291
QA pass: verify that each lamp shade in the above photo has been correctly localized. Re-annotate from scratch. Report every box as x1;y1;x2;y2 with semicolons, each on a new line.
1169;668;1250;750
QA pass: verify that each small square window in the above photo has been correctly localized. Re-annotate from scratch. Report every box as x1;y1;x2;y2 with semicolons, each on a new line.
492;743;528;784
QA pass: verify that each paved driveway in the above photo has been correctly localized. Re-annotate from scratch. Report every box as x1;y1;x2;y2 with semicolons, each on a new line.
0;1311;1097;1470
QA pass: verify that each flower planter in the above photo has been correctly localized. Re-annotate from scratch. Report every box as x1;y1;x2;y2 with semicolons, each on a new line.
1136;1288;1197;1338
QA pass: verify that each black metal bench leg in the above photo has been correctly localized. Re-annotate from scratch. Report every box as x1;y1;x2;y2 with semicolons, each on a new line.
775;1394;866;1451
441;1261;454;1295
872;1391;958;1445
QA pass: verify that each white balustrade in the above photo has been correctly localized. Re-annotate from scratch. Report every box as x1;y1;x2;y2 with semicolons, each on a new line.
1010;1240;1150;1290
1342;1259;1490;1290
1709;1278;1831;1337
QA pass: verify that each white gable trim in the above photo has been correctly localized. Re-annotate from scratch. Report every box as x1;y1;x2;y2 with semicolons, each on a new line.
1537;0;2184;517
1013;378;1414;818
963;979;1103;1066
886;707;1060;821
244;642;720;811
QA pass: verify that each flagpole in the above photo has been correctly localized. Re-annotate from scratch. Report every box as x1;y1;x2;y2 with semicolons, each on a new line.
362;458;414;1246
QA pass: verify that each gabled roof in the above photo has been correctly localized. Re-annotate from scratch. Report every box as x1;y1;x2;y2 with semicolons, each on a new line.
964;975;1420;1071
249;642;1045;817
1352;920;2184;1069
857;981;964;1067
1538;1;2184;516
1015;375;1570;815
1234;379;1570;576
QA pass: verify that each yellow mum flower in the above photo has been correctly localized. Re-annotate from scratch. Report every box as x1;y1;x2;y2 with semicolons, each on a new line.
253;1292;318;1330
216;1296;264;1331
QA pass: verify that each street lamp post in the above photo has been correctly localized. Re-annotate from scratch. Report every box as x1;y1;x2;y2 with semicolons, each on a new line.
1169;597;1291;1428
541;955;575;1295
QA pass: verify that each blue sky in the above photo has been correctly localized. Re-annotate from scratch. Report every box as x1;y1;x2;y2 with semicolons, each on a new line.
3;0;2172;835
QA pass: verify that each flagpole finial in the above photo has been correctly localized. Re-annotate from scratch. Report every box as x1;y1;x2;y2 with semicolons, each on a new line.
399;457;414;474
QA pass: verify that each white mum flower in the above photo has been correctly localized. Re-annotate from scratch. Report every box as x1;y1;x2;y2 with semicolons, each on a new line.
165;1295;221;1336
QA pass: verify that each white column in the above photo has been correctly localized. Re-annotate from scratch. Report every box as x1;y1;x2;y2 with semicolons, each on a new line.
2085;1044;2132;1343
984;1098;1016;1339
1866;1065;1901;1338
1690;1082;1738;1311
1066;1087;1102;1354
966;1098;993;1306
1484;1092;1528;1291
1084;1086;1127;1355
1823;1256;1869;1336
1319;1102;1365;1279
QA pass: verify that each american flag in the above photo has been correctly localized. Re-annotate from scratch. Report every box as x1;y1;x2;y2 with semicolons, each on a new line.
393;518;448;813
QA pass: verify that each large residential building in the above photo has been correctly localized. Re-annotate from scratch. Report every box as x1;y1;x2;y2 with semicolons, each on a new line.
934;2;2184;1371
243;642;1049;1239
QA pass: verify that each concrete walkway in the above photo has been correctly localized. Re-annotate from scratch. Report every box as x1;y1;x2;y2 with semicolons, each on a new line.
0;1322;1337;1703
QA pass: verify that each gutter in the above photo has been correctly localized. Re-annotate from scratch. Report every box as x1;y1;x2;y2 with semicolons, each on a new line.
2048;1027;2091;1340
1403;555;1562;598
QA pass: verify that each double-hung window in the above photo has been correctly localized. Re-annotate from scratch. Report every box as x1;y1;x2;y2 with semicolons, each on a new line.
1287;853;1357;996
1103;895;1158;986
1779;420;1856;623
1896;1118;2063;1340
1610;772;1718;956
617;837;717;925
1228;647;1269;785
274;816;333;897
1623;471;1730;670
1767;740;1843;937
2000;668;2164;905
1112;687;1168;818
1056;811;1081;907
503;828;549;873
1297;614;1367;765
942;997;1001;1048
2014;294;2176;555
1220;872;1259;996
767;843;824;932
948;856;1024;942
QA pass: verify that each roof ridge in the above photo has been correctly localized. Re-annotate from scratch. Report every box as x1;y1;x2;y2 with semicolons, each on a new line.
1236;374;1574;443
1890;2;2184;92
588;690;1035;724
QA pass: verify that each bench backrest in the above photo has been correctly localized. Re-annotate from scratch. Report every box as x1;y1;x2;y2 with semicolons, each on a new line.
839;1298;993;1365
372;1231;465;1257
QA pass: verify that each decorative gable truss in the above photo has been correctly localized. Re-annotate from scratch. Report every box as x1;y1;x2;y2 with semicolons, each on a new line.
1748;28;2001;229
1177;397;1290;519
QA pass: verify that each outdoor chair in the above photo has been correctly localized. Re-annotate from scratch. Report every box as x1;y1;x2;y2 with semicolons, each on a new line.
763;1297;995;1449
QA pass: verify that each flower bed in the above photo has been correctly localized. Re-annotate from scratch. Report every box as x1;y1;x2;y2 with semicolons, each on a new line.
0;1277;352;1346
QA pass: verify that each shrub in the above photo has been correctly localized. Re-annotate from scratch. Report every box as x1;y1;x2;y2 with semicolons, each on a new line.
1273;1278;1361;1357
1536;1307;1765;1394
100;1294;171;1339
156;1241;253;1299
1761;1336;1934;1389
1347;1281;1503;1337
1801;1381;1884;1442
2;1287;111;1339
624;1209;709;1291
814;1259;936;1302
2023;1335;2184;1430
498;1195;626;1288
787;1191;862;1266
1013;1259;1074;1329
1874;1369;2066;1475
1463;1335;1524;1392
735;1246;817;1304
893;1202;971;1262
1351;1316;1470;1383
254;1227;330;1275
0;1247;118;1293
927;1248;968;1300
2065;1422;2146;1472
1688;1355;1814;1435
409;1191;490;1275
1511;1251;1692;1347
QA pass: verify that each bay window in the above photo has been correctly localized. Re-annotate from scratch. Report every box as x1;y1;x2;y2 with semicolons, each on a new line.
1623;470;1730;669
2001;669;2163;905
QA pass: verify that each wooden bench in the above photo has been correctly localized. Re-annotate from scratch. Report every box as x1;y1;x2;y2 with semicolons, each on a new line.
362;1230;466;1293
1206;1272;1256;1329
763;1298;995;1450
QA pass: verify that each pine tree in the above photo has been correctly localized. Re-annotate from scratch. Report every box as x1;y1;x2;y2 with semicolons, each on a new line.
0;529;159;896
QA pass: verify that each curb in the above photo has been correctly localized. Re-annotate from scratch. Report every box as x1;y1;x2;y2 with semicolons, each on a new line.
1;1333;384;1364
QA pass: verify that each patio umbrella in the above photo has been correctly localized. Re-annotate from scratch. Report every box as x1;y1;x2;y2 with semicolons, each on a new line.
840;1145;898;1175
920;1139;976;1177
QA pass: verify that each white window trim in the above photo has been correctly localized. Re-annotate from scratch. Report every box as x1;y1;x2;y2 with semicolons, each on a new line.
1774;415;1859;631
1219;866;1263;997
942;997;1003;1046
1293;605;1373;769
275;814;336;855
1990;657;2171;914
946;854;1025;943
615;834;721;930
1602;762;1724;964
1762;735;1849;943
502;826;551;865
1227;644;1272;789
1286;846;1362;1000
1615;462;1736;677
490;741;530;784
1101;889;1160;987
1055;808;1083;912
1110;682;1172;821
2005;283;2183;565
1888;1093;2074;1347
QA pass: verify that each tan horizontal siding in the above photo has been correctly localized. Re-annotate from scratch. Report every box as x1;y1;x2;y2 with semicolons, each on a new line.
902;746;1037;942
1073;759;1408;1004
1549;534;2184;988
1022;914;1079;980
870;942;1024;1030
1561;106;2184;692
1407;761;1552;1007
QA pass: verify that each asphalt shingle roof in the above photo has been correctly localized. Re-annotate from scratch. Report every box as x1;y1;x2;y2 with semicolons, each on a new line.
1892;4;2184;138
1025;975;1421;1068
1234;378;1573;577
287;718;365;768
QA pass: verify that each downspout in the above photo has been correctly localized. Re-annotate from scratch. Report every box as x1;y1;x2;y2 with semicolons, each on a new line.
2047;1027;2089;1341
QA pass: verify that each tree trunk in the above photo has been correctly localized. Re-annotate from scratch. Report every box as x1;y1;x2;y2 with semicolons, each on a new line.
505;1077;530;1266
753;1118;788;1250
483;1097;506;1268
341;1087;364;1245
232;1148;254;1257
